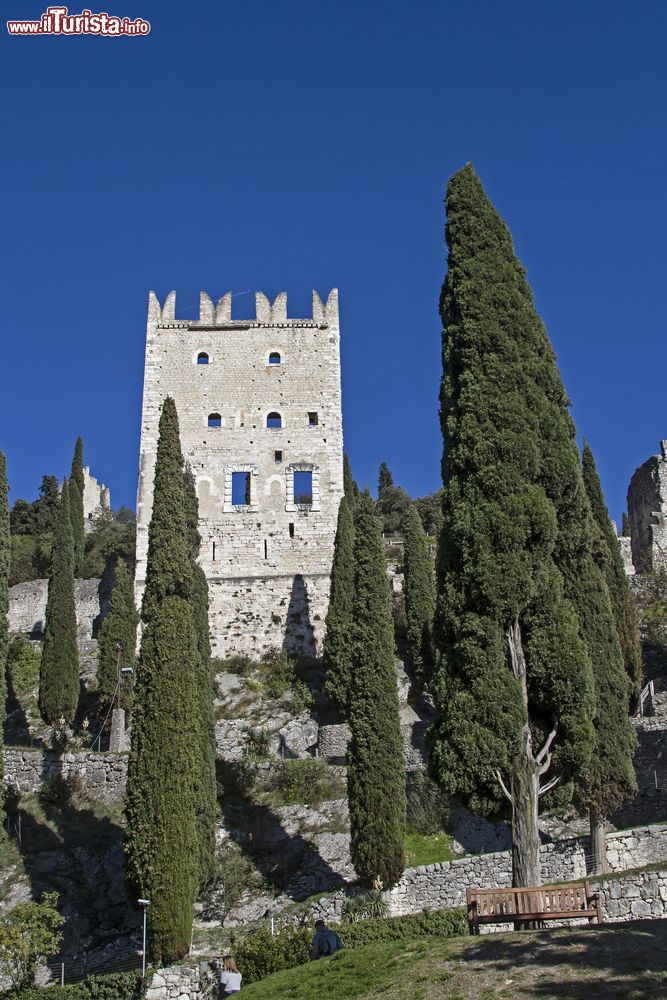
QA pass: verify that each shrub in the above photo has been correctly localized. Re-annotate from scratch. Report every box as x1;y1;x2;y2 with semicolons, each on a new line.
405;771;450;836
341;889;387;924
199;839;266;922
262;759;346;807
214;654;257;677
262;649;313;712
10;971;144;1000
244;727;272;761
234;906;468;985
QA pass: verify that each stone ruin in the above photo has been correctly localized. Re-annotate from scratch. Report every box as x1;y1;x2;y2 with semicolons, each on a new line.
134;289;344;658
624;440;667;575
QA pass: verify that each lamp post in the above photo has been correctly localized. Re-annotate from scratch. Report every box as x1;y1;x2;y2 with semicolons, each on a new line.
138;899;151;978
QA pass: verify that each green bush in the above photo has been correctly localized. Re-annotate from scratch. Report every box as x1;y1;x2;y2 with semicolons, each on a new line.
262;759;346;807
405;772;450;835
214;654;257;676
235;925;312;985
235;906;468;985
341;889;387;923
8;971;144;1000
262;650;312;711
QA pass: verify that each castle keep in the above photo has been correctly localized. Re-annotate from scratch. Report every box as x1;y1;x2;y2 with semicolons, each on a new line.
135;289;344;658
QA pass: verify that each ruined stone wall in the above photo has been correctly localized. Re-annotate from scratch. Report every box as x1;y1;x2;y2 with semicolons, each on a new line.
82;466;111;531
3;748;127;801
627;441;667;573
135;289;344;657
8;577;109;640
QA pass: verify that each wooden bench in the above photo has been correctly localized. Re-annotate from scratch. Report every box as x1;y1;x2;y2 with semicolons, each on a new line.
466;882;603;934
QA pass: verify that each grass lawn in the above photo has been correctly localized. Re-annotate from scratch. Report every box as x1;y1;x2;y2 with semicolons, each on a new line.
405;831;457;867
239;920;667;999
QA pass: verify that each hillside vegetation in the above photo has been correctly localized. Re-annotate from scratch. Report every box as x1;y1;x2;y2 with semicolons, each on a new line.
239;922;667;999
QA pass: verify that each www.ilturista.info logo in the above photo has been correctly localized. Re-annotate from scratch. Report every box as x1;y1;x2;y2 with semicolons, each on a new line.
7;6;150;35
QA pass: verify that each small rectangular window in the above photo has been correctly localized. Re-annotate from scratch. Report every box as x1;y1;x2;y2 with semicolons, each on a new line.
232;471;251;506
289;523;295;539
294;470;313;506
274;450;283;464
212;541;217;561
264;539;268;559
308;411;318;427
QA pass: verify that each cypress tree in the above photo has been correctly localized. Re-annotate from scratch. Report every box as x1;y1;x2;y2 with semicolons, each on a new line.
39;483;79;725
582;442;642;711
401;505;435;686
430;164;597;887
96;559;138;716
125;398;200;963
183;466;218;887
378;463;393;499
69;438;85;574
343;452;359;508
323;496;355;716
347;493;406;887
0;451;9;828
576;442;638;867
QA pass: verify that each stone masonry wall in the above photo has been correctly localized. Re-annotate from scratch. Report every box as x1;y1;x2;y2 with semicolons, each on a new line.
627;440;667;573
3;748;127;801
135;289;344;658
383;824;667;918
8;577;109;640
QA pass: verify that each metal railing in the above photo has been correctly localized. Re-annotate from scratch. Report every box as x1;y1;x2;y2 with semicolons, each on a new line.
639;680;655;717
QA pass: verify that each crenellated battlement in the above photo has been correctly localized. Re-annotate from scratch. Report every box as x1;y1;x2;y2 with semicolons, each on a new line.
147;289;339;328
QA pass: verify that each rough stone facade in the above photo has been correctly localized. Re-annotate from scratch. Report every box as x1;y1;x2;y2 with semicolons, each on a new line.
3;748;127;801
8;577;110;640
82;465;111;531
626;440;667;573
146;965;216;1000
135;289;344;658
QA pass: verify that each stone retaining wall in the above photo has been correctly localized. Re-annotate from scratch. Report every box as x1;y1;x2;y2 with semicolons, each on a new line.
145;965;216;1000
384;824;667;917
3;748;127;801
8;577;110;641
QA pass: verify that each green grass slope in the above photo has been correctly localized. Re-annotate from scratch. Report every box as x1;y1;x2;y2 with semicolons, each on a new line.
239;921;667;999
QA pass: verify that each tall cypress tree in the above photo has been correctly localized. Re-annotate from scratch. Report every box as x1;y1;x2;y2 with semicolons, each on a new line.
576;442;638;867
39;483;79;725
323;495;355;716
347;493;406;887
96;559;138;716
0;451;9;828
401;505;435;686
183;466;218;887
582;442;642;711
343;452;359;508
430;164;596;886
125;398;200;963
378;463;393;499
69;438;85;574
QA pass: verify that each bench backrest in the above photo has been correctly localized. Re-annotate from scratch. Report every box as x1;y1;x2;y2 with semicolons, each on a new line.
467;882;592;917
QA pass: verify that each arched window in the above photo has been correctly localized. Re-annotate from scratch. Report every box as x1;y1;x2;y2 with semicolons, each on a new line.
269;352;281;365
197;352;209;365
266;411;282;429
208;413;222;428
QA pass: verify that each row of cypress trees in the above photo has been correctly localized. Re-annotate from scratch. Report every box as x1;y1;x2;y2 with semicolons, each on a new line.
124;397;217;963
324;466;406;887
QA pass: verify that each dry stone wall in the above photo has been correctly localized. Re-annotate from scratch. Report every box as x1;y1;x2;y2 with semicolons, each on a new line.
145;965;216;1000
3;748;127;801
135;289;344;658
8;577;109;640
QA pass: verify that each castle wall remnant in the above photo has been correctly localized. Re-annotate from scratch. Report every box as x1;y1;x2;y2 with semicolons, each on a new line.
135;289;344;657
627;440;667;574
82;466;111;531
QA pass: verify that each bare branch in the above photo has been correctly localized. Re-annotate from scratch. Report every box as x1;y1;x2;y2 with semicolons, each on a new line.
494;769;514;804
536;719;559;765
507;619;528;709
538;774;561;798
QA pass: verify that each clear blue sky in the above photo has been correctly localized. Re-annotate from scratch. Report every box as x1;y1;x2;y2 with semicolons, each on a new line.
1;0;666;522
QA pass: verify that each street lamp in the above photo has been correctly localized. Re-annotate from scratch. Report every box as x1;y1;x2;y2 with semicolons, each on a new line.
138;899;151;978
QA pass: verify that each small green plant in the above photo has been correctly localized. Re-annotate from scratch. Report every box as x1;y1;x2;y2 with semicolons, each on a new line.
405;771;450;836
215;654;258;677
200;839;267;922
261;759;346;807
341;889;388;923
261;649;313;712
245;727;272;761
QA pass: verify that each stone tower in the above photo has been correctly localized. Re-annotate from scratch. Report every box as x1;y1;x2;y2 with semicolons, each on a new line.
135;289;344;658
626;440;667;574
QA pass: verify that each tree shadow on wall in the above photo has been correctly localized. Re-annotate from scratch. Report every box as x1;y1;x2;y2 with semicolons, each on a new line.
283;574;315;659
217;760;347;899
7;754;140;970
